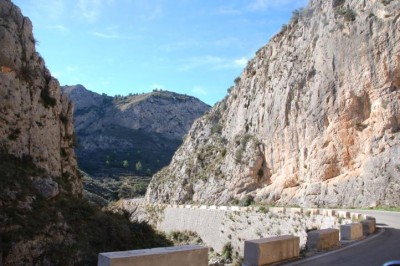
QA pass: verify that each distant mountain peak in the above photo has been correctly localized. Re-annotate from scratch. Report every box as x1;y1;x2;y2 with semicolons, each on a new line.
61;84;210;179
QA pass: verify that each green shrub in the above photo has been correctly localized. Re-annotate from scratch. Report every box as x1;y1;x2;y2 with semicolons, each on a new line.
234;77;241;85
239;195;254;207
222;242;233;262
335;7;356;22
258;206;269;214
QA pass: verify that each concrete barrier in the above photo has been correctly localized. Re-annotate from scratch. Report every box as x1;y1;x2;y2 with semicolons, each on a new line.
350;212;362;220
290;208;303;214
305;208;320;215
230;206;240;211
306;228;339;251
269;207;286;214
322;209;336;216
98;245;208;266
340;223;363;240
243;235;300;266
361;219;376;236
337;211;350;218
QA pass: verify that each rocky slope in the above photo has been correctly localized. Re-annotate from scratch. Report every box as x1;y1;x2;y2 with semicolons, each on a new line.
0;1;170;264
62;85;210;178
146;0;400;208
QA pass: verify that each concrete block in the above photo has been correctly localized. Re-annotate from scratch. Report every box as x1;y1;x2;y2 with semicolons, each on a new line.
290;208;303;214
230;206;240;211
185;205;191;208
209;205;217;210
337;211;350;218
199;205;207;209
305;208;319;215
322;209;336;216
350;213;362;220
340;223;363;240
243;235;300;266
361;219;376;236
98;245;208;266
269;207;286;214
218;206;228;210
306;229;339;251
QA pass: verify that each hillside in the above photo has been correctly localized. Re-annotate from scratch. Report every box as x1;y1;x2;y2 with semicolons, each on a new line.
62;85;210;179
146;0;400;208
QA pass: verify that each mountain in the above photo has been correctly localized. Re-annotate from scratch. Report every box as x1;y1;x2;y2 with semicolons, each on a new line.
61;85;210;179
0;1;170;264
146;0;400;208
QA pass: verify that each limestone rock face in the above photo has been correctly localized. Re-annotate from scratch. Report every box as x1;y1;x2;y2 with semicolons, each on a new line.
62;85;210;178
0;0;81;195
146;0;400;208
0;0;81;264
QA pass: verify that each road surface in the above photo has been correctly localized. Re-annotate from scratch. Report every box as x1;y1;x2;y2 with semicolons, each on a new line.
287;210;400;266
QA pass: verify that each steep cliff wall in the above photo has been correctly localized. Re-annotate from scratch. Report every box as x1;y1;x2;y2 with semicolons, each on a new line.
146;0;400;208
0;1;83;264
0;0;81;196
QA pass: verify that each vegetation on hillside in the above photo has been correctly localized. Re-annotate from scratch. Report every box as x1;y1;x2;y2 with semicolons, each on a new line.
0;151;171;265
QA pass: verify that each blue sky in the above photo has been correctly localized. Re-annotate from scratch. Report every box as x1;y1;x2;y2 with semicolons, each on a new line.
14;0;308;105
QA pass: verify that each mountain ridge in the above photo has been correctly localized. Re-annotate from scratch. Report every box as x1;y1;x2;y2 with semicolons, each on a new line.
61;85;210;202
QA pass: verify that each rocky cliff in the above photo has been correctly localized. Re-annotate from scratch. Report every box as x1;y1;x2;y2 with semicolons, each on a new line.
146;0;400;208
0;1;170;264
62;85;210;178
0;0;81;263
0;1;81;196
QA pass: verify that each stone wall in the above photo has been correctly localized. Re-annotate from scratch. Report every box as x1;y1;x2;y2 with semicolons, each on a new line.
122;200;365;256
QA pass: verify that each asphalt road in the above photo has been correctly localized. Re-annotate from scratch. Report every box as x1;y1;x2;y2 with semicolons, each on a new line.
287;210;400;266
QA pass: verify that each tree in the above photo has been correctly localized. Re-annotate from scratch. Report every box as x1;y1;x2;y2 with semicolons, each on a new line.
123;160;129;168
135;161;142;172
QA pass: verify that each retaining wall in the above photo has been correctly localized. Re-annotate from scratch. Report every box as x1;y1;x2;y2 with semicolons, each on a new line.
122;201;367;256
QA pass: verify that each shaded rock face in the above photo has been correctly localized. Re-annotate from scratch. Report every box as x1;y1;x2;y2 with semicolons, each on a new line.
0;0;81;264
146;0;400;208
62;85;210;178
0;1;81;195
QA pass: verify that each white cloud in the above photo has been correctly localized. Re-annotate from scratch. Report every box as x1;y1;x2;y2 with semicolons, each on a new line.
179;55;248;71
47;24;69;32
247;0;307;11
92;31;120;39
192;86;208;96
214;37;242;48
66;66;77;72
157;39;200;52
248;0;271;10
216;6;241;15
92;28;141;40
78;0;102;22
234;57;248;68
179;56;223;71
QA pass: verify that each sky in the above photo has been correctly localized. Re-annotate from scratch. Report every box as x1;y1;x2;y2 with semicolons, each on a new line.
14;0;308;106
